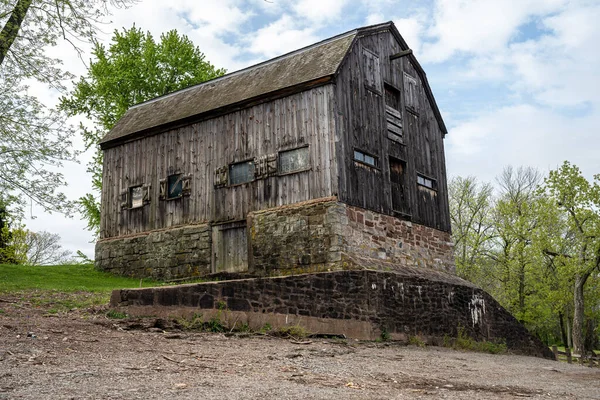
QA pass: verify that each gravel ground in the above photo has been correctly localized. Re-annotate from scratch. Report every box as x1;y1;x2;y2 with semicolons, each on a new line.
1;297;599;400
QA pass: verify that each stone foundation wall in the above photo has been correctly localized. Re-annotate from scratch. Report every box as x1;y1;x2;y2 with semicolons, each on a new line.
96;224;211;280
248;198;345;275
249;198;454;276
96;198;455;279
111;270;553;359
344;205;455;274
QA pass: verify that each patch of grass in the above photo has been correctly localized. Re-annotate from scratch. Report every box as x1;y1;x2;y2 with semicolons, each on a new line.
408;335;427;347
0;263;163;312
177;313;205;330
0;264;161;293
273;324;309;339
448;327;507;355
106;309;128;319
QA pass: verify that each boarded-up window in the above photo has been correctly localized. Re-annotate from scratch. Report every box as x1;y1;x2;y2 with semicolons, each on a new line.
384;84;403;143
130;186;143;208
354;149;377;167
363;48;381;93
390;157;410;215
279;146;309;174
167;174;183;199
229;160;254;185
403;72;419;113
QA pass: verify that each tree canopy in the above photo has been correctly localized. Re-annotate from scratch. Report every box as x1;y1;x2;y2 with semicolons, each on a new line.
450;162;600;354
60;26;226;234
0;0;135;216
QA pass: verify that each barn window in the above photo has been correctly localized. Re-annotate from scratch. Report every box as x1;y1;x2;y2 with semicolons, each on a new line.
362;48;381;93
385;83;400;110
417;174;436;190
167;173;183;199
130;186;144;208
384;84;403;143
279;146;309;175
354;149;378;167
229;160;255;185
403;72;419;113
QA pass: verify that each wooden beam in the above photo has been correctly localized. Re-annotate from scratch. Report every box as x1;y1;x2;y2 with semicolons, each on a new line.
389;49;413;61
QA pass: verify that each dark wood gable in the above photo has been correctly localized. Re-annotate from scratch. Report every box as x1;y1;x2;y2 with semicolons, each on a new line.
333;25;451;233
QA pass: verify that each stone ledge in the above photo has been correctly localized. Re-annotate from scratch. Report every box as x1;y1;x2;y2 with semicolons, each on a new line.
111;270;554;359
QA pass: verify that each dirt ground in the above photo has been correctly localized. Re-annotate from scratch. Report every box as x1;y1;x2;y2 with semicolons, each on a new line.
1;296;599;400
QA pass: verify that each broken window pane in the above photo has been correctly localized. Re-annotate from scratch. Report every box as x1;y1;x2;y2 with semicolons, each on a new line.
354;149;377;167
229;161;255;185
279;147;309;174
130;186;143;208
417;174;436;189
168;174;183;198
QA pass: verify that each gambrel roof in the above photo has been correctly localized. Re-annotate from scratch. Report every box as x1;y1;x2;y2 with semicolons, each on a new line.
100;22;446;149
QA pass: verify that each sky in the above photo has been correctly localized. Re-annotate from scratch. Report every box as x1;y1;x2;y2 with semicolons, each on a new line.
19;0;600;259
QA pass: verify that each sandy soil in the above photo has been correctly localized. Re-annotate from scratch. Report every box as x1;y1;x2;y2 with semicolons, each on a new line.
1;295;599;400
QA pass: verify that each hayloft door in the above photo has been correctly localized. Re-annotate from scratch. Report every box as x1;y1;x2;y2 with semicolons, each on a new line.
212;222;248;273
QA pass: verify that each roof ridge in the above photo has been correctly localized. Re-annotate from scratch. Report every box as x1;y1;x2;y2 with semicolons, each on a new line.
130;29;359;110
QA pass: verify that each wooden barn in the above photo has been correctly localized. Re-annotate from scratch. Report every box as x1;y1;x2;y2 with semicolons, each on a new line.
96;21;455;280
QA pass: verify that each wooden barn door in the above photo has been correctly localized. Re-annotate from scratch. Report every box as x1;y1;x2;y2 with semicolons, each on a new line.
389;157;410;216
212;222;248;273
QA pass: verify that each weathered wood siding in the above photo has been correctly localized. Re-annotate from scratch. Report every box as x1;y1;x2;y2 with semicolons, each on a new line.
333;30;451;232
100;85;337;239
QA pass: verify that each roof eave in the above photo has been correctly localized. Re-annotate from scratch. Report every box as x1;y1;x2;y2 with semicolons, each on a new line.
100;75;335;150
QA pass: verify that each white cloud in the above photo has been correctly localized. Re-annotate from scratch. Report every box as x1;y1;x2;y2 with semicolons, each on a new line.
421;0;568;63
247;15;319;58
292;0;350;23
446;104;599;183
365;10;427;55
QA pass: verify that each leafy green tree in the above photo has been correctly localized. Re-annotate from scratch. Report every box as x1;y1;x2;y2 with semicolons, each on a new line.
492;167;542;321
542;161;600;354
0;198;26;264
448;176;495;286
0;0;134;216
60;26;226;234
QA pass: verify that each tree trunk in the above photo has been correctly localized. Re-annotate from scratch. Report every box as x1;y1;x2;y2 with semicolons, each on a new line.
572;275;587;355
0;0;33;66
558;311;568;347
566;310;572;349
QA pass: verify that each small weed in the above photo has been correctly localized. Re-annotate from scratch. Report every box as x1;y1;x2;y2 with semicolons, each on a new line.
207;317;225;333
233;322;251;333
408;335;426;347
176;313;204;330
259;323;273;334
379;327;391;342
0;309;5;315
106;309;128;319
273;325;309;339
449;327;507;354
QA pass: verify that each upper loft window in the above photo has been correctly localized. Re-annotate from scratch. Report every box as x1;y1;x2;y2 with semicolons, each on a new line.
167;173;183;199
130;185;144;208
417;174;437;190
354;149;378;167
403;72;419;113
279;146;309;175
385;83;400;111
362;48;381;93
229;160;255;185
384;83;403;143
